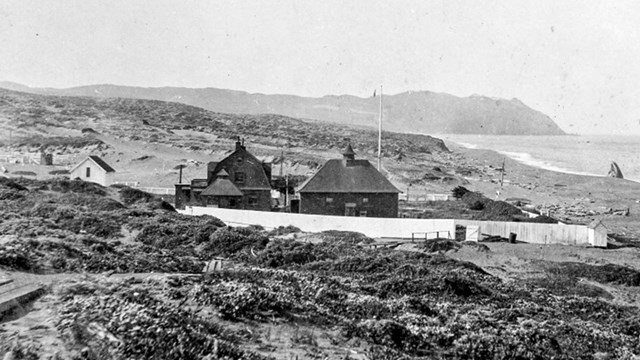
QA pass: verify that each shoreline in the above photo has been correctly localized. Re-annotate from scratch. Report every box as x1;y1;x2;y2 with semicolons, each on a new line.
445;138;640;183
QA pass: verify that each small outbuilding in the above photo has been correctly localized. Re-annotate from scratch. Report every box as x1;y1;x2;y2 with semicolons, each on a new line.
69;155;116;186
588;219;608;247
296;144;401;217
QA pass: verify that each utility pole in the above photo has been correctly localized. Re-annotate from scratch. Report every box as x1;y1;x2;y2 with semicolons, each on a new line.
285;173;289;212
500;158;505;187
377;85;383;171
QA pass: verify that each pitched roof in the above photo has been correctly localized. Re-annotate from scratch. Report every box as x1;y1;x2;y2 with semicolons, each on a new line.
88;156;116;172
69;155;116;174
201;177;243;197
297;159;400;193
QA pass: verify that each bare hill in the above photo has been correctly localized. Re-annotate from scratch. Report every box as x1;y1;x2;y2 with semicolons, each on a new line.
0;82;566;135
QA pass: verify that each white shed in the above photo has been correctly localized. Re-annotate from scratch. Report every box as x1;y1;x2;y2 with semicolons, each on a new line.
588;219;608;247
69;156;116;186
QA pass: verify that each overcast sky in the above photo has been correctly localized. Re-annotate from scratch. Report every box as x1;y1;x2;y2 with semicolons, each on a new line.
1;0;639;135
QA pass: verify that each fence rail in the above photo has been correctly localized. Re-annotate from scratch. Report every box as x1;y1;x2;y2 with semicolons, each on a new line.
411;231;452;241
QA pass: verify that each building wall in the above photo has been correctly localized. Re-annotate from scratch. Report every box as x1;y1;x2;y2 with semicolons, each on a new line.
299;192;398;218
196;190;271;211
69;159;111;186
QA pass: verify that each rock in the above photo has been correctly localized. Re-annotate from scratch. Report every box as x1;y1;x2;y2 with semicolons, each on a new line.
607;161;624;179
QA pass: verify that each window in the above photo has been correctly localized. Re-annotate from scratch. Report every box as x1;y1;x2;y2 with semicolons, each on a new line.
86;167;91;178
325;197;333;203
236;156;244;164
362;197;369;203
235;172;245;183
359;211;368;217
229;198;237;207
248;196;258;206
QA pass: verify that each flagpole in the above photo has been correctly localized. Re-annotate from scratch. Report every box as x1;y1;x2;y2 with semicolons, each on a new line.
378;85;382;171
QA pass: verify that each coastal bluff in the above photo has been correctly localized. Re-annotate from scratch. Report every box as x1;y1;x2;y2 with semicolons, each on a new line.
0;82;566;136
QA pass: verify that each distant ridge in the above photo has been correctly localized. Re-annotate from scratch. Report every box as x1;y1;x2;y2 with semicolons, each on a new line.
0;82;566;136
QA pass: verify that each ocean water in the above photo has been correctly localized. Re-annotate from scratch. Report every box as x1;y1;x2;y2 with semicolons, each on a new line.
438;134;640;182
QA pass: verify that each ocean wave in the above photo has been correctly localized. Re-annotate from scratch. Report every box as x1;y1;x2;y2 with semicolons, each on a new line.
496;150;602;177
452;141;479;149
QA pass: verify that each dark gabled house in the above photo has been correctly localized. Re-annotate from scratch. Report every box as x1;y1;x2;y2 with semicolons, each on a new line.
296;144;401;217
174;138;272;210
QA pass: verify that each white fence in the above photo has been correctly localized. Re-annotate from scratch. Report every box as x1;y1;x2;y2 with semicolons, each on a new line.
138;187;175;195
0;155;40;165
399;193;453;202
179;206;607;246
112;182;175;195
456;220;606;247
181;206;455;239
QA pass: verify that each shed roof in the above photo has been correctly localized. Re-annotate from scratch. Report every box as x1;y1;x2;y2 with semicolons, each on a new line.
297;158;400;193
588;219;607;230
70;155;116;174
201;177;243;197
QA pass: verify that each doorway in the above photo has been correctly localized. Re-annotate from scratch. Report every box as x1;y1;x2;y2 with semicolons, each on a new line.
345;203;356;216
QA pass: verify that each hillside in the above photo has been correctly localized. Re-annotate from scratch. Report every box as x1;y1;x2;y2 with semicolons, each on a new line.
0;88;471;190
0;82;566;136
3;177;640;359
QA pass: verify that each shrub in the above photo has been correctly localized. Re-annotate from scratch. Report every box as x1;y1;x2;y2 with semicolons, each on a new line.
0;177;28;191
451;186;471;199
468;200;485;210
119;187;154;205
49;179;106;196
203;227;269;257
418;238;462;253
267;225;301;236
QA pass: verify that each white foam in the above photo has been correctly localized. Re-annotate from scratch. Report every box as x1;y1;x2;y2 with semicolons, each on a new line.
496;150;602;177
454;142;479;149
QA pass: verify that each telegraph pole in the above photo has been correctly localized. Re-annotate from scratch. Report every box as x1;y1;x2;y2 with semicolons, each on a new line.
377;85;383;171
500;158;505;187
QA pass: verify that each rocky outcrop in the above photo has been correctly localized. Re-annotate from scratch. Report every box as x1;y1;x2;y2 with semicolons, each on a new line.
607;161;624;179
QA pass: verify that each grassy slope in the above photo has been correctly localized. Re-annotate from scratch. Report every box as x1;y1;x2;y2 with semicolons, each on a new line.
2;178;640;359
0;87;486;194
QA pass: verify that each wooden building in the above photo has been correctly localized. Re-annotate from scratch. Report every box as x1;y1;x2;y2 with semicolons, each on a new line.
69;155;116;186
175;139;272;210
296;144;400;217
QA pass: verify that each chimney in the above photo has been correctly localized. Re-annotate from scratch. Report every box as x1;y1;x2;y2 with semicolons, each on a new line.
343;143;356;163
235;136;242;150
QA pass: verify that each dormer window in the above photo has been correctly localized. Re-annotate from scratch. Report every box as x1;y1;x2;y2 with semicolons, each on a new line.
236;157;243;164
235;172;245;183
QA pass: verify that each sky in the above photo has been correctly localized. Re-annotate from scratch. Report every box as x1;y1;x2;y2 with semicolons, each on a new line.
1;0;639;135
